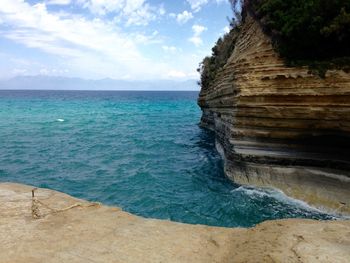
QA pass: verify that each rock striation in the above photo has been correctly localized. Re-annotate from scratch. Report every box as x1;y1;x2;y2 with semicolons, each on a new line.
198;14;350;214
1;183;350;263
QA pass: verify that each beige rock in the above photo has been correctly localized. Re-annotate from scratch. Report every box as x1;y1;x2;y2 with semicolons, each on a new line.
1;183;350;263
198;14;350;214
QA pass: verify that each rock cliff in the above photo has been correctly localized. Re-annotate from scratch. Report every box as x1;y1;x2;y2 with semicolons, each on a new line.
1;183;350;263
198;14;350;214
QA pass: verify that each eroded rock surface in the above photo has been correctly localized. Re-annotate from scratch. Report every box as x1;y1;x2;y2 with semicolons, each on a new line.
1;183;350;263
198;14;350;214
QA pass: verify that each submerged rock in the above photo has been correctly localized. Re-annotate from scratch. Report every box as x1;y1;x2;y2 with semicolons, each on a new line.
0;183;349;263
198;14;350;214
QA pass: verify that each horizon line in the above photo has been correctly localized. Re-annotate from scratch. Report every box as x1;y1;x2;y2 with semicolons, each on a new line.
0;89;200;92
0;75;199;82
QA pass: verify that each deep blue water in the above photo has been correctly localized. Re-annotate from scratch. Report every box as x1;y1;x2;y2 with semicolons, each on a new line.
0;90;335;227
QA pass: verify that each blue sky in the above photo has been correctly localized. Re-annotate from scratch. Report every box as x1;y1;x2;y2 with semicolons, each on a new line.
0;0;232;80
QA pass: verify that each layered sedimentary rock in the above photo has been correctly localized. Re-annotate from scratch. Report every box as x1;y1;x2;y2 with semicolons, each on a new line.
198;14;350;214
1;183;350;263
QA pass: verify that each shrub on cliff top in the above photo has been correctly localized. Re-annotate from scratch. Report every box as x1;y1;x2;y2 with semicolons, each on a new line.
197;16;240;91
248;0;350;73
198;0;350;90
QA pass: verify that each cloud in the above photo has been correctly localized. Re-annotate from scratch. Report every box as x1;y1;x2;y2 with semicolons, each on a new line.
39;67;68;75
192;24;207;35
46;0;71;5
186;0;208;12
12;68;27;75
215;0;227;4
188;37;202;47
186;0;228;12
166;69;199;79
223;25;230;34
159;4;166;15
167;70;186;78
39;68;50;75
78;0;163;26
0;0;208;81
188;24;207;46
77;0;127;15
162;45;179;53
131;30;162;44
176;10;193;25
0;0;172;79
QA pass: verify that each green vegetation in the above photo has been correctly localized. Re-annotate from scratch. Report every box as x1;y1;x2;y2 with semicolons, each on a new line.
197;0;242;90
199;0;350;89
249;0;350;75
197;26;240;90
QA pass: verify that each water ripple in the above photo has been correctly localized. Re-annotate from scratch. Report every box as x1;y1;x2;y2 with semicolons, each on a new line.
0;90;338;227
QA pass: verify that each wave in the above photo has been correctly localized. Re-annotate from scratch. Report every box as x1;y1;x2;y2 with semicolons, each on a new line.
231;185;346;220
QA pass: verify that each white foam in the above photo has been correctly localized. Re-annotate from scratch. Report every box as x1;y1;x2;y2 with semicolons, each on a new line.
231;186;270;198
56;119;65;122
231;185;345;219
215;140;224;157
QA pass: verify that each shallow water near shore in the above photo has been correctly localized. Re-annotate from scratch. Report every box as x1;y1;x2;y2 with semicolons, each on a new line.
0;90;337;227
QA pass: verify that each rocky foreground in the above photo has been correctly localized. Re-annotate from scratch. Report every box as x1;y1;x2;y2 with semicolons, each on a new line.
0;183;349;263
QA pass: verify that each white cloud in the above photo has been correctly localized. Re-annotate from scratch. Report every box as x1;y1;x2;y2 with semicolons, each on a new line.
223;25;230;34
79;0;162;26
159;5;166;15
162;45;178;53
176;10;193;25
215;0;227;4
186;0;228;12
186;0;208;12
39;67;68;75
0;0;172;79
166;70;187;78
46;0;71;5
39;68;50;75
189;36;202;46
12;68;27;75
166;70;199;79
77;0;124;15
189;24;207;46
132;30;162;44
192;24;207;35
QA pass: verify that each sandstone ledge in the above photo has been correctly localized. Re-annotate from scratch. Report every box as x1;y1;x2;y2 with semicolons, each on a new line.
0;182;349;263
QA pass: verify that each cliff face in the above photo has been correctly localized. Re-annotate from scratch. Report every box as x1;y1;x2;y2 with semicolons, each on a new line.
198;15;350;214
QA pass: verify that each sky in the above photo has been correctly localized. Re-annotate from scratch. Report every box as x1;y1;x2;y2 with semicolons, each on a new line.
0;0;232;81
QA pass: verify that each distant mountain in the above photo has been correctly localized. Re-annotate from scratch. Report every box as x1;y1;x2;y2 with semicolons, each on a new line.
0;76;199;91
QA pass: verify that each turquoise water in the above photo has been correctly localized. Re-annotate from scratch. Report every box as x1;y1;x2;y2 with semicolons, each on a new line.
0;90;335;227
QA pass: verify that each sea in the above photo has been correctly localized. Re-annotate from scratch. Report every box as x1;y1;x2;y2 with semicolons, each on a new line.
0;90;337;227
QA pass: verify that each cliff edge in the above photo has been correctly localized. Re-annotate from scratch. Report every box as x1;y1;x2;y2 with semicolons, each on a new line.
198;14;350;214
1;183;350;263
